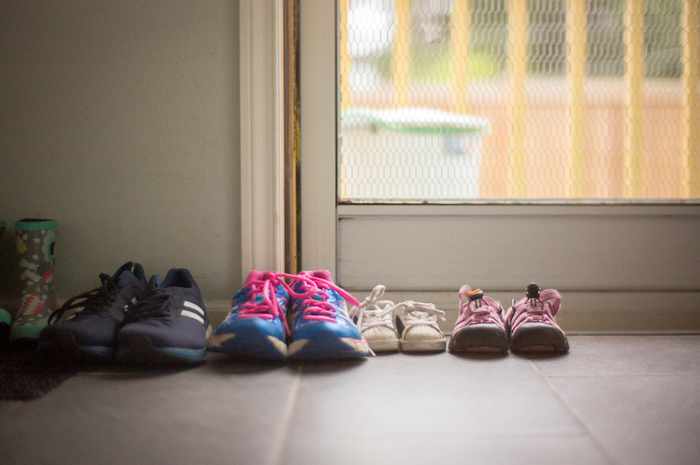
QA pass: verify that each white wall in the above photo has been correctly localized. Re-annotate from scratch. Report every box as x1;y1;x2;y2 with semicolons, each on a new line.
0;0;241;302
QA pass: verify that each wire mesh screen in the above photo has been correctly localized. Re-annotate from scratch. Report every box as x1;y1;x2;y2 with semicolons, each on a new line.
337;0;699;202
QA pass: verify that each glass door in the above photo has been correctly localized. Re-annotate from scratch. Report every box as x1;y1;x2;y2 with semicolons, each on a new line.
300;0;700;331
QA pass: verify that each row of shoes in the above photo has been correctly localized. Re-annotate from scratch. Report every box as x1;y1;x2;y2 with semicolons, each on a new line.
22;261;566;364
353;283;569;355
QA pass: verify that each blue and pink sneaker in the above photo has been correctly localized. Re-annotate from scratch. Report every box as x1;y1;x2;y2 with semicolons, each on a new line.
209;271;292;361
287;270;370;361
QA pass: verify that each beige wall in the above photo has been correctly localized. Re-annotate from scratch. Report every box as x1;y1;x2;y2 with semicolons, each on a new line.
0;0;241;302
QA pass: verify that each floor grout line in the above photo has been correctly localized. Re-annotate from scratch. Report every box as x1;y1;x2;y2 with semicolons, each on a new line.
528;360;621;465
267;364;303;465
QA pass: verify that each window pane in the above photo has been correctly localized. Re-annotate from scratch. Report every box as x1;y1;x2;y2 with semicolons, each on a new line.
337;0;698;202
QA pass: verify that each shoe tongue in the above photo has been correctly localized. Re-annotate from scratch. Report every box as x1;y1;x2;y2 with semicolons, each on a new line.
112;261;133;277
113;263;139;289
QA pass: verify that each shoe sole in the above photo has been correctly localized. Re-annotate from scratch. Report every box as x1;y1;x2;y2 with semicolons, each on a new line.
510;324;569;354
209;333;287;361
288;335;370;361
400;338;447;353
41;330;114;362
366;338;400;353
117;334;207;365
448;326;509;355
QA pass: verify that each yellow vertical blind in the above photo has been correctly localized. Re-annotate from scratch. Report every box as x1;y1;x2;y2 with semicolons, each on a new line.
508;0;528;197
683;0;700;197
393;0;411;107
339;0;352;110
624;0;644;198
567;0;587;198
450;0;471;114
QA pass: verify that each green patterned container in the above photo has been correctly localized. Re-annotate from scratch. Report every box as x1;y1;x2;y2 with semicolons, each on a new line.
0;220;11;345
10;218;58;343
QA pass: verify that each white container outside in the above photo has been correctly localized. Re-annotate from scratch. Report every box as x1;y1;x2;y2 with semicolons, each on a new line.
340;107;491;201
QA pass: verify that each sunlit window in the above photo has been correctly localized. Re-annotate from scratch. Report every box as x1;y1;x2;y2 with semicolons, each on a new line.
338;0;699;202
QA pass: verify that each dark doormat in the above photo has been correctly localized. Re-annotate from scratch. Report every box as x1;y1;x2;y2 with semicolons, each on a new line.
0;349;77;401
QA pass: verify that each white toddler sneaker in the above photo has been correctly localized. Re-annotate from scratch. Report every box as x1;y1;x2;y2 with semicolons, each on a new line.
395;300;447;353
352;285;399;352
353;286;447;353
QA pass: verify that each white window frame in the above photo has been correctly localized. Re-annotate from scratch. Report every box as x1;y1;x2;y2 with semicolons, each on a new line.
300;0;339;274
239;0;286;274
299;0;700;333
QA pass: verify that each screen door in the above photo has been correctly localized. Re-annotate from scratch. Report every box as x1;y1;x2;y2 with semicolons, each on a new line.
300;0;700;331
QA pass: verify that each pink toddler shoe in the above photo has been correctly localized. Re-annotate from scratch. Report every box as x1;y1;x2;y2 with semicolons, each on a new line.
449;286;508;354
506;283;568;354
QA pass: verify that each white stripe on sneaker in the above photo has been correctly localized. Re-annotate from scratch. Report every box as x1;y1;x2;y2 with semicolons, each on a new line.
181;310;205;324
183;301;205;315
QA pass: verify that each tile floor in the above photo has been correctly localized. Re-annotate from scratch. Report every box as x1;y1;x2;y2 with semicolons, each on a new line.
1;336;698;465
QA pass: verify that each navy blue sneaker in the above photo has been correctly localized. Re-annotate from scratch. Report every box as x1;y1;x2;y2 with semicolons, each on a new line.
117;268;210;364
40;262;148;362
287;270;370;360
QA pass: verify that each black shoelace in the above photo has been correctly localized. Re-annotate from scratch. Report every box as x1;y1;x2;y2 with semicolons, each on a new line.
123;286;171;323
49;273;120;325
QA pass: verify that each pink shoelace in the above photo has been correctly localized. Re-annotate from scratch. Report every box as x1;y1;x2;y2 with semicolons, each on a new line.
237;271;360;334
292;272;360;323
507;288;562;333
455;286;505;330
